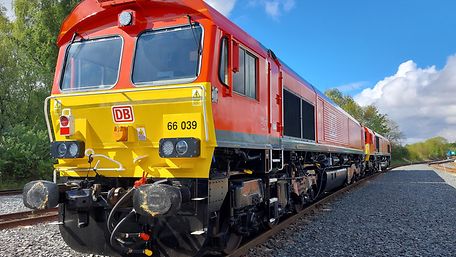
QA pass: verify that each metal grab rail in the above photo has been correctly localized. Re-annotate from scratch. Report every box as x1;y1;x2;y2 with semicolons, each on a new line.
44;84;209;143
85;148;125;172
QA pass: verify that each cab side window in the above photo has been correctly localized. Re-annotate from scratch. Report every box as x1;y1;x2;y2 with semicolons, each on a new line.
219;37;229;85
233;47;257;99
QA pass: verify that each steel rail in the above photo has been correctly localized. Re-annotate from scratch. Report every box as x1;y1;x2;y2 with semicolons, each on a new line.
430;162;456;173
0;189;22;196
0;208;58;230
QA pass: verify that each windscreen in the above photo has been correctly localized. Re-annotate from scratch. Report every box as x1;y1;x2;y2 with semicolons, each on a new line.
132;25;203;85
60;36;122;91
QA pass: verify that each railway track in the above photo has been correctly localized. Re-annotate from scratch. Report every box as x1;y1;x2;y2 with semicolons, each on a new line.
429;159;456;173
0;208;58;230
0;189;22;196
227;170;387;257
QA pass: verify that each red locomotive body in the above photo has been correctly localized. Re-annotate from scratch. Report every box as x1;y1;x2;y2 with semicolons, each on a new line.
22;1;391;256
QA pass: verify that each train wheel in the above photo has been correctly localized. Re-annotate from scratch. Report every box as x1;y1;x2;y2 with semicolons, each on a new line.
294;202;304;213
292;193;304;213
266;213;280;229
221;229;243;255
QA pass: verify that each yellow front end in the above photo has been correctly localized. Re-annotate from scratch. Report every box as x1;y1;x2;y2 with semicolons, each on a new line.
49;83;216;179
364;144;371;161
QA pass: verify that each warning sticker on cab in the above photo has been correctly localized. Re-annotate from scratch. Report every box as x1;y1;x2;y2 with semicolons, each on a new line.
163;113;202;138
192;89;202;106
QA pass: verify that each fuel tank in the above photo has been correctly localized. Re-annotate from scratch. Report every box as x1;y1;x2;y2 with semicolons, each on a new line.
323;168;348;192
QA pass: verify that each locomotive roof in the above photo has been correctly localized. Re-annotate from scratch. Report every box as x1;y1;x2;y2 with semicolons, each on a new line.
57;0;219;45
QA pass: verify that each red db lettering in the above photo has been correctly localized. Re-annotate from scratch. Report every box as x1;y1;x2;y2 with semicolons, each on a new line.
112;106;134;123
123;109;131;120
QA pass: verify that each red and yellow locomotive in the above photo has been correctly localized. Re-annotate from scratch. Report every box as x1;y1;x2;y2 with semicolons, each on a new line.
23;1;391;256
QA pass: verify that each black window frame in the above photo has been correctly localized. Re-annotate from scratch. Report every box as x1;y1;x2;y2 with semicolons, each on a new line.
131;24;204;87
301;98;316;141
59;35;124;92
218;36;229;86
284;89;301;138
283;89;316;141
233;46;258;100
375;136;380;152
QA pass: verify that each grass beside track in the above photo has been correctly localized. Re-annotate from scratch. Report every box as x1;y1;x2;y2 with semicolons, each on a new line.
0;180;27;191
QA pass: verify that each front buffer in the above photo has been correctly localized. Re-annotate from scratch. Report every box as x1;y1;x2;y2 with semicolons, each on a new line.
57;178;211;257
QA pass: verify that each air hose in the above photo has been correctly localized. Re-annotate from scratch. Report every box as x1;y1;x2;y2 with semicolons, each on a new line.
312;167;326;201
109;210;153;256
107;187;136;234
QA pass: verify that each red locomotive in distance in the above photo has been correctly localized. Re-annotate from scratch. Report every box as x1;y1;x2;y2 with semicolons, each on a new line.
22;0;391;256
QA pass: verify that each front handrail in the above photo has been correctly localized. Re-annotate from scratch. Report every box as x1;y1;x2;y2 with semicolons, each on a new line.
44;84;209;143
85;149;125;172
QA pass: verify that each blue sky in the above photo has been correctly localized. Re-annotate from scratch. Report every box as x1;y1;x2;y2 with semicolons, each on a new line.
215;0;456;94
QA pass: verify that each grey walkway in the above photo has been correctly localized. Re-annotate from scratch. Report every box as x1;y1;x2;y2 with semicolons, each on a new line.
250;164;456;257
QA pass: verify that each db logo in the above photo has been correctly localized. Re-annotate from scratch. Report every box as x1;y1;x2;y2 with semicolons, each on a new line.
112;105;135;123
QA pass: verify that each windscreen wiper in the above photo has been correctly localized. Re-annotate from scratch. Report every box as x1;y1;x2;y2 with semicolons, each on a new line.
187;15;202;76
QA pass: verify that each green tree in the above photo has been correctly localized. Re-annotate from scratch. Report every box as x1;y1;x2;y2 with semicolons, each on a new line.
0;1;79;185
11;0;79;128
0;8;17;132
404;137;451;161
325;89;402;143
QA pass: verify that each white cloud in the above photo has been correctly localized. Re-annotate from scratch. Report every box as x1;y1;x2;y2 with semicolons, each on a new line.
284;0;295;11
354;55;456;143
265;1;280;17
249;0;296;18
204;0;237;17
334;81;368;93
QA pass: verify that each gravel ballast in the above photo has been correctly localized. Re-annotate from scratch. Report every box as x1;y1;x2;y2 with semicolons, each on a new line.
0;194;29;215
248;164;456;257
0;223;86;257
1;164;455;257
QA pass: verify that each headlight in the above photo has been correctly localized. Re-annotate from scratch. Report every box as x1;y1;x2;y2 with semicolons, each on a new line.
159;138;200;158
119;11;133;26
51;141;85;159
175;140;188;155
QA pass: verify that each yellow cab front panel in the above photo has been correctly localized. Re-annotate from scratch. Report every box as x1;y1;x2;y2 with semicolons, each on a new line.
50;82;216;179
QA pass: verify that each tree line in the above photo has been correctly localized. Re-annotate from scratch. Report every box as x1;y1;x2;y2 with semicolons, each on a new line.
325;89;454;164
0;1;79;187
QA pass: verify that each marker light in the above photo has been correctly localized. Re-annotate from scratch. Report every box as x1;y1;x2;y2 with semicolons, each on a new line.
119;11;133;26
68;142;79;158
161;140;174;156
60;116;69;127
51;141;85;159
60;109;74;136
159;138;200;158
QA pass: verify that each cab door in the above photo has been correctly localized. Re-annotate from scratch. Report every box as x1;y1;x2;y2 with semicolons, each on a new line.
267;52;282;140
